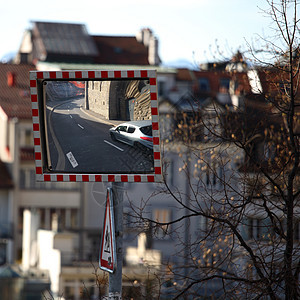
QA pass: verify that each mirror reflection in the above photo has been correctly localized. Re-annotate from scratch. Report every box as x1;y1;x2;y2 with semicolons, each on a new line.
43;79;154;174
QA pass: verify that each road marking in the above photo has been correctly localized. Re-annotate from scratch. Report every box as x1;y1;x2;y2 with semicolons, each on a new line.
78;124;84;129
70;115;73;118
66;151;79;168
104;140;124;152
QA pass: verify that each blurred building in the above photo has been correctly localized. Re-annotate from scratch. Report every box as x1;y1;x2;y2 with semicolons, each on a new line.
15;22;160;67
0;62;86;298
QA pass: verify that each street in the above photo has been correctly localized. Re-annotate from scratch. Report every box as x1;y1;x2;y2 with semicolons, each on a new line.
45;97;154;174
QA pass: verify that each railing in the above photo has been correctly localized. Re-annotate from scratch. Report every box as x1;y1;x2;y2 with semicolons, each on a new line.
60;250;98;266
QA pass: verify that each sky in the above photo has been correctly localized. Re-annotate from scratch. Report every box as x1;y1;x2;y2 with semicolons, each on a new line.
1;0;275;66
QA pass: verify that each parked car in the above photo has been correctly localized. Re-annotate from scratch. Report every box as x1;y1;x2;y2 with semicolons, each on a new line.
109;120;153;150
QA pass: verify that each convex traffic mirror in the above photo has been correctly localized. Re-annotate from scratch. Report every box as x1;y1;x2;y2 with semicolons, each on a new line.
30;70;162;183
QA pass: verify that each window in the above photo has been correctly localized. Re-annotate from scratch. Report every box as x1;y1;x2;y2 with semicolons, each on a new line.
18;208;79;232
21;169;34;188
70;209;78;228
58;209;66;230
140;125;152;136
19;128;33;148
87;234;101;261
219;78;230;92
37;208;79;230
206;168;210;185
246;217;272;240
24;129;33;147
50;209;58;231
114;47;122;54
117;126;127;132
39;209;46;228
248;218;261;239
198;78;210;91
127;127;135;134
0;244;7;265
153;209;171;238
158;81;165;97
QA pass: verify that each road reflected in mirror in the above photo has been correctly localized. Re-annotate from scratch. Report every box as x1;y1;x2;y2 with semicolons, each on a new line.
43;80;154;174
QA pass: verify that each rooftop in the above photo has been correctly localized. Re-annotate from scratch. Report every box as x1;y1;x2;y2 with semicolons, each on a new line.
93;35;149;65
32;21;98;62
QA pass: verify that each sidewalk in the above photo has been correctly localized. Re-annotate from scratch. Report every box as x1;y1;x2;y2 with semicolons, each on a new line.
80;106;123;127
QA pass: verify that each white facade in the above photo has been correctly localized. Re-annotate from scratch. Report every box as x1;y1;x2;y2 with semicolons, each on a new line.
1;120;82;262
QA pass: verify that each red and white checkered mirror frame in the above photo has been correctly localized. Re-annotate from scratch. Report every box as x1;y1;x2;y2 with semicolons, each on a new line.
29;69;162;183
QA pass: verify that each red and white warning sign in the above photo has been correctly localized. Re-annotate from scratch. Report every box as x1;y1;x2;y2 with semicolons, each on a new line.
99;188;116;273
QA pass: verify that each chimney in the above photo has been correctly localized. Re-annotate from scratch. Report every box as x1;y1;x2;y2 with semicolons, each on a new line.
136;30;143;43
7;72;16;87
148;36;160;65
137;28;160;66
136;28;153;47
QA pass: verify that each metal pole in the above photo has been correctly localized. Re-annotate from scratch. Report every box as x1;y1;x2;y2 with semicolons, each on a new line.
184;150;190;299
79;182;85;261
109;182;123;299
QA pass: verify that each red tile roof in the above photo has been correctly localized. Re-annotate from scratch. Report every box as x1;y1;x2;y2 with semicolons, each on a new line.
0;160;13;189
93;36;149;65
0;63;35;119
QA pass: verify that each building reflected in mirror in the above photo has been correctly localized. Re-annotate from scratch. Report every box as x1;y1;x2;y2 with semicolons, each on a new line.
85;80;151;121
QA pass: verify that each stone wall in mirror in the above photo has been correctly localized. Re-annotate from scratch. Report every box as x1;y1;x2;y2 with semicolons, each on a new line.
43;79;154;174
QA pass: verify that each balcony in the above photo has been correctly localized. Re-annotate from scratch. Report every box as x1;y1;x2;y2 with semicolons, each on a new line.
60;250;98;266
